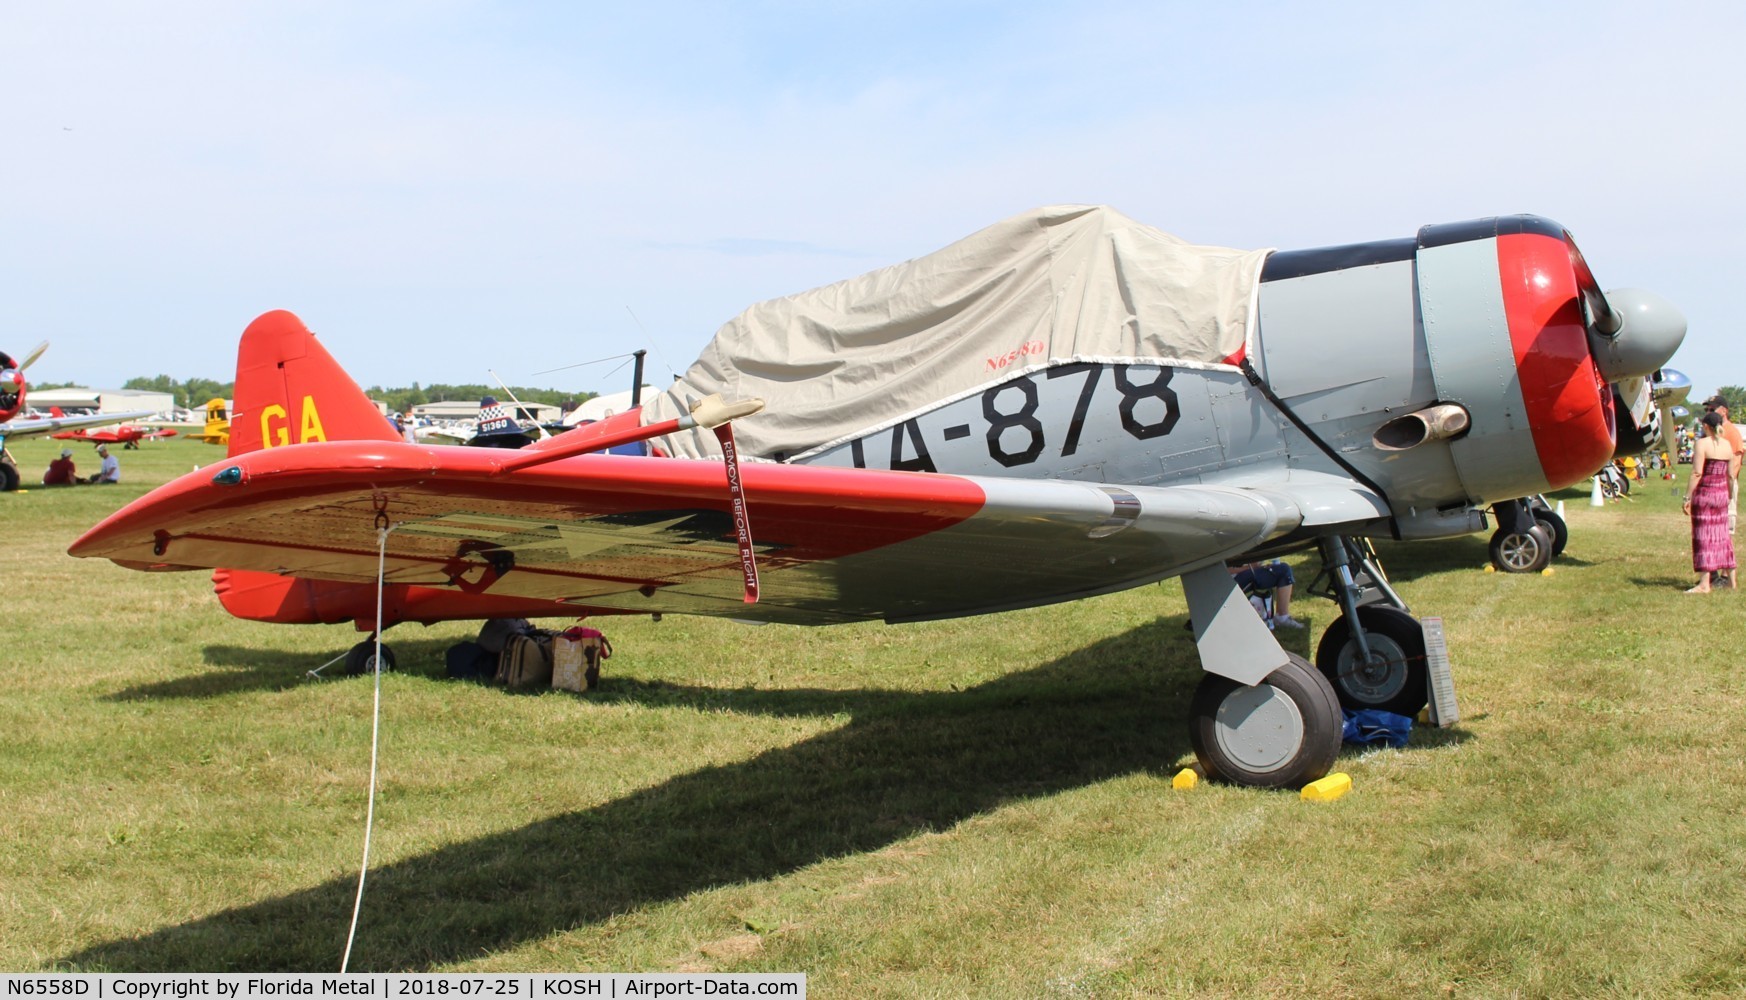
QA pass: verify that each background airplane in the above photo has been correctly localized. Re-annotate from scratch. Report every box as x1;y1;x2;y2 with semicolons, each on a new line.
179;398;231;445
1;342;155;490
71;208;1685;788
52;424;178;448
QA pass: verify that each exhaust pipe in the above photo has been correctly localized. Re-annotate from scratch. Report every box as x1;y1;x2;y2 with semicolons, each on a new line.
1372;403;1471;452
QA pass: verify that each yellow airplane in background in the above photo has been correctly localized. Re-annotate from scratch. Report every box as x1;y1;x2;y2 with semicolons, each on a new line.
185;398;230;445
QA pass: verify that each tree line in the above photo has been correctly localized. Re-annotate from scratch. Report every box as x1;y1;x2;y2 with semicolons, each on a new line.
118;375;590;413
101;376;1746;420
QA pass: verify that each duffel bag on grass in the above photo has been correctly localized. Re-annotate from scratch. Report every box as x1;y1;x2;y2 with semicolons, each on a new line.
444;640;496;680
496;633;552;689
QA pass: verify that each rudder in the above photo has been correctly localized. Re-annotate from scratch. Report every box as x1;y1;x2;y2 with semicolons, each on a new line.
229;310;400;457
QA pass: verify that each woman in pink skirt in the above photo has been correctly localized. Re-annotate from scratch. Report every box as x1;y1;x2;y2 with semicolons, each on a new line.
1683;410;1740;593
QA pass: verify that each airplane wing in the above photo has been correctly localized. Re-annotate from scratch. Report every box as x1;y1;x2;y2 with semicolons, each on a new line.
413;426;470;446
70;442;1381;625
1;409;155;442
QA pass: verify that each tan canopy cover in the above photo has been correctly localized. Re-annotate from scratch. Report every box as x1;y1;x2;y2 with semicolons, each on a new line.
646;204;1271;460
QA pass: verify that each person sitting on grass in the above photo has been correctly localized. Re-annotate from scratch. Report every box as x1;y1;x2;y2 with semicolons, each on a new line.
83;443;120;484
1232;560;1305;629
42;448;77;485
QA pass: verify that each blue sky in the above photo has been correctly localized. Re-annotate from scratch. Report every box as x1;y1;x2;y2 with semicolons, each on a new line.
2;1;1741;398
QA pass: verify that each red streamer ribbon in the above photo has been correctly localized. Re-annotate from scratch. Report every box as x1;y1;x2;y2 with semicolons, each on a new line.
713;423;759;603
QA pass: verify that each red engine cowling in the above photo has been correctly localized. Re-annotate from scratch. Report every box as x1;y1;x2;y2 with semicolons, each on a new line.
1493;225;1616;490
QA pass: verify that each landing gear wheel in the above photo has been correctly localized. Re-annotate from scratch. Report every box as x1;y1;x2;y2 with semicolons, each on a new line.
1535;512;1568;558
1315;605;1428;716
1489;522;1553;573
1189;653;1342;789
1526;497;1569;557
344;640;398;675
0;458;18;492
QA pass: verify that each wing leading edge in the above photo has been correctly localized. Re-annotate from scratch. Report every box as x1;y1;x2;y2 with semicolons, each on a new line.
70;441;1380;625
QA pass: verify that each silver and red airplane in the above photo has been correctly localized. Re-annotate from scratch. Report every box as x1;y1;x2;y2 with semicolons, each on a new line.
51;424;179;448
1;342;155;490
70;209;1684;788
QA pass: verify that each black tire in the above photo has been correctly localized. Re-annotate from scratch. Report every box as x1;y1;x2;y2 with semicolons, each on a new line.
1189;653;1342;789
1314;606;1428;716
344;640;398;675
0;459;18;492
1489;522;1553;573
1535;511;1568;558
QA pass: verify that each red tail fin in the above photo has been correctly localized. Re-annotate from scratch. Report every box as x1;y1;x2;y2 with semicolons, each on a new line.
229;310;399;458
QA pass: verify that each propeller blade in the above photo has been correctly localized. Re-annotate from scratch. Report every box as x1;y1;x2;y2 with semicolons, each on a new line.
19;341;48;370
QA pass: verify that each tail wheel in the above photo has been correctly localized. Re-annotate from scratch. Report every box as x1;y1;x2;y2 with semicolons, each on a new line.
344;640;398;675
1489;522;1553;573
1189;654;1342;789
1314;605;1428;716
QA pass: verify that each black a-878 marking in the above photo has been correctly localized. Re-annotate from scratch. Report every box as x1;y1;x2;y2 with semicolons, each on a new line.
844;362;1182;472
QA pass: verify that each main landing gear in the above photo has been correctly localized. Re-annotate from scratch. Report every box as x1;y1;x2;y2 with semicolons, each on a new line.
1307;536;1428;719
1182;536;1431;788
1180;562;1344;789
0;448;19;492
343;636;398;675
1486;496;1566;574
1188;653;1342;788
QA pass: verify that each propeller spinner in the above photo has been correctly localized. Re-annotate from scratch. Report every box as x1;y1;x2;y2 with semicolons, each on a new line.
1588;288;1686;382
0;341;48;421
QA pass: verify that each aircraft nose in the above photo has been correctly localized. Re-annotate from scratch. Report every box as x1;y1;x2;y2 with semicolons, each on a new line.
1589;288;1686;381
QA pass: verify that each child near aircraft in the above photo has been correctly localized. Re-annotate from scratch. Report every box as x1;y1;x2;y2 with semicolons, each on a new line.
42;447;76;485
1232;560;1305;630
83;444;120;484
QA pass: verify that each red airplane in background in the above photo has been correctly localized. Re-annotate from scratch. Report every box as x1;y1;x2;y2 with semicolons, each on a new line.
1;342;155;490
51;424;179;448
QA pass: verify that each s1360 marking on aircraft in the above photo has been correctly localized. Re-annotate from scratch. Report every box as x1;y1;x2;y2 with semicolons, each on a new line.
71;207;1684;788
1;342;155;491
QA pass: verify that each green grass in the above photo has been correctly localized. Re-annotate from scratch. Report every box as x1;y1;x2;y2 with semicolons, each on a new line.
4;435;1744;995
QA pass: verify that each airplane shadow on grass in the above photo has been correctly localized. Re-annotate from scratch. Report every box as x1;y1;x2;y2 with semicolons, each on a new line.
1370;536;1594;585
108;617;1316;703
62;617;1458;973
106;639;479;700
68;621;1191;970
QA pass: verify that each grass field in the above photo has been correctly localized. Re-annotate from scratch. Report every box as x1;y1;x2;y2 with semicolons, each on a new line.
4;434;1744;995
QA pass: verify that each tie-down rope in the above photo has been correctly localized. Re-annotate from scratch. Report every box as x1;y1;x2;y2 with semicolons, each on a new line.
340;522;394;972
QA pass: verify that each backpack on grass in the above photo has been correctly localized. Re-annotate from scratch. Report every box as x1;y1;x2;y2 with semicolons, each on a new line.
496;633;552;689
444;640;496;680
